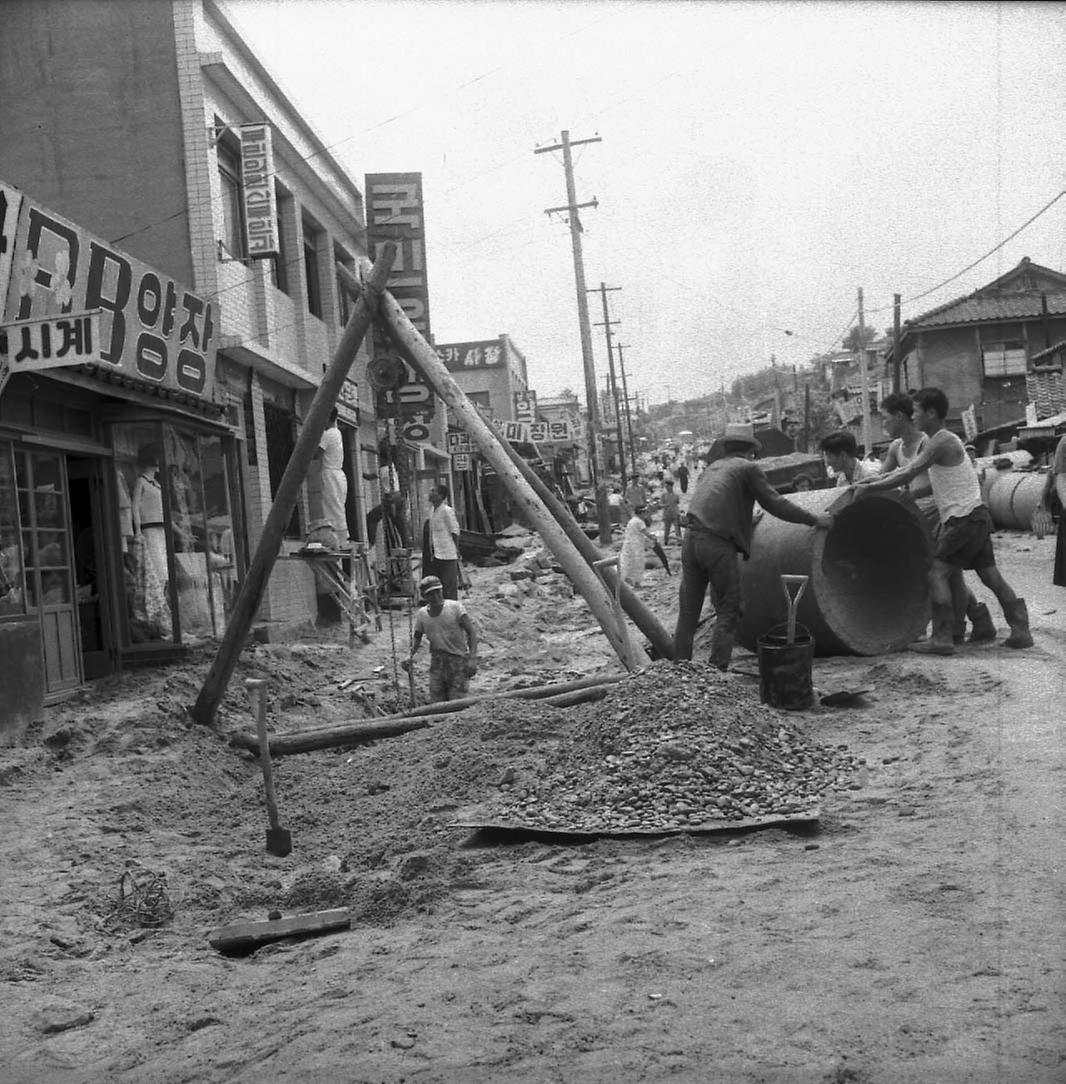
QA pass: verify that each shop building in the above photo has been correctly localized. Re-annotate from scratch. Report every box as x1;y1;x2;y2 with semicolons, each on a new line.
0;0;387;718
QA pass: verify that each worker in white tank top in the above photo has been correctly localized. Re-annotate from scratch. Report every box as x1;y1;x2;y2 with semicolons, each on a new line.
879;391;995;644
926;442;983;524
856;387;1033;655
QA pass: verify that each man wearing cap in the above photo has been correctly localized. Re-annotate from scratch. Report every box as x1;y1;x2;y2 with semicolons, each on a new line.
675;423;833;671
402;575;479;702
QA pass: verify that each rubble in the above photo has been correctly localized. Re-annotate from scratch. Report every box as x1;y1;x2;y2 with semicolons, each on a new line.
489;661;863;833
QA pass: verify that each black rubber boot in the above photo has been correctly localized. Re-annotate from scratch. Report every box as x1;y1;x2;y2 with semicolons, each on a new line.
909;605;956;656
966;602;997;644
1003;599;1034;649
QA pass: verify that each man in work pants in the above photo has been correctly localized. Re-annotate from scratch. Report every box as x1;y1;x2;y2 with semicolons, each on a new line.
402;575;479;701
674;424;833;671
856;386;1033;654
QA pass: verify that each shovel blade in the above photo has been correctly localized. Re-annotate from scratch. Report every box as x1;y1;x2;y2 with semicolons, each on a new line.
266;827;292;857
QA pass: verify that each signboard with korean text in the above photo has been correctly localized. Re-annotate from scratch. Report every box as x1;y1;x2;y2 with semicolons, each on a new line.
0;183;24;397
547;419;574;443
447;430;473;455
365;172;434;432
240;124;279;258
514;388;537;422
0;180;217;400
435;340;503;370
453;453;471;471
0;311;100;373
529;421;549;444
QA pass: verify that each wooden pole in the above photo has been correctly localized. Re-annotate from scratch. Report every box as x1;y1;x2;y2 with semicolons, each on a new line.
616;344;639;483
190;243;398;727
488;410;675;659
230;675;625;756
892;293;902;393
857;286;872;455
351;265;644;671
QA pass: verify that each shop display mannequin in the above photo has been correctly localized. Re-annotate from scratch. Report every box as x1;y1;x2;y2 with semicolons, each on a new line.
131;446;171;636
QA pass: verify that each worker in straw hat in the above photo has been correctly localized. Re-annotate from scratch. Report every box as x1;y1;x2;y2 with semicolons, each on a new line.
675;422;834;671
402;574;479;702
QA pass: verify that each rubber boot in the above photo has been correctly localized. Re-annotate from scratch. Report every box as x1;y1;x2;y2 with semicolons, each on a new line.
966;602;997;644
909;605;955;655
1003;599;1034;649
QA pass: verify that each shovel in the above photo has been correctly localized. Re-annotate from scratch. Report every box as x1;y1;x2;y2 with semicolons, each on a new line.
246;678;292;858
780;575;809;645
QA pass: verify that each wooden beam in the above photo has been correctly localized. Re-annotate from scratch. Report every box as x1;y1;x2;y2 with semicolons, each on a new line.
190;243;398;727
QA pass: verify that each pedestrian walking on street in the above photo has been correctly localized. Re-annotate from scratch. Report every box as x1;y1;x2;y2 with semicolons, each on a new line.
423;484;462;600
661;479;681;545
676;461;690;493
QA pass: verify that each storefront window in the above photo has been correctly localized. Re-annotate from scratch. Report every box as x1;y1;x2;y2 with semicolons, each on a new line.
113;423;174;645
0;443;26;616
113;421;238;646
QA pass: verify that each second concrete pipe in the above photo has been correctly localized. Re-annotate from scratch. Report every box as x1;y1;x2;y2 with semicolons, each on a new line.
736;488;933;656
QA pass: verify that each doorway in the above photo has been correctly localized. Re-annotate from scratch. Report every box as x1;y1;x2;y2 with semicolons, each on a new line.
67;457;115;680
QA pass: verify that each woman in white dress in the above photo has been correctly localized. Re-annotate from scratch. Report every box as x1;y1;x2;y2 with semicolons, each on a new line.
131;446;172;637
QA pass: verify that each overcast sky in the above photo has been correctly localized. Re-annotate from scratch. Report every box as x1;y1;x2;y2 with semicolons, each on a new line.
224;0;1066;407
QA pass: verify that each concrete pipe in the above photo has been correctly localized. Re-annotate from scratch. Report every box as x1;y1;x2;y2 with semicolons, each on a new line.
985;471;1047;531
736;488;932;657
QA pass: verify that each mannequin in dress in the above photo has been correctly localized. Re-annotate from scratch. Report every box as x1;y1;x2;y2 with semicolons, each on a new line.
131;446;171;635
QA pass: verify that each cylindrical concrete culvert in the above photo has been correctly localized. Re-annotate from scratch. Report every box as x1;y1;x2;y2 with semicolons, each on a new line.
736;488;932;657
985;471;1047;531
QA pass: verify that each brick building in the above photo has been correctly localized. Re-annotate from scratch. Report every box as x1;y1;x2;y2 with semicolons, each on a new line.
0;0;388;713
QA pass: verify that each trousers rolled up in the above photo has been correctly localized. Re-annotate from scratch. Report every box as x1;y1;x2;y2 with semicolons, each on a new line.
674;528;743;670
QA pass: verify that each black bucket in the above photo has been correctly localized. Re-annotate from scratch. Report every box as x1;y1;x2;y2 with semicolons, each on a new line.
756;623;815;710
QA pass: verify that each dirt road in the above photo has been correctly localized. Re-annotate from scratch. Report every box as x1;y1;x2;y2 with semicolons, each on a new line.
0;533;1063;1083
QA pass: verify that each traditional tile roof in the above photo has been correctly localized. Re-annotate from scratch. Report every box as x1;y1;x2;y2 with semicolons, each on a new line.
909;292;1066;328
1026;369;1066;417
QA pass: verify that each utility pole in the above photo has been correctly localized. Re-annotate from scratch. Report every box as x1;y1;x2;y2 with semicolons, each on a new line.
536;129;611;543
857;286;872;456
892;293;902;392
616;343;639;482
591;282;626;487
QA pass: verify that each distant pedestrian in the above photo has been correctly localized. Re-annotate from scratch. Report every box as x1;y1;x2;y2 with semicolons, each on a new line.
676;462;690;493
423;484;461;600
661;479;681;545
620;507;670;587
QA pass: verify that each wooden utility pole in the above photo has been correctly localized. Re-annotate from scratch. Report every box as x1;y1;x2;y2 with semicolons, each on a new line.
190;243;397;727
362;266;644;670
616;343;639;482
892;293;902;392
857;286;872;455
535;130;611;544
591;282;626;486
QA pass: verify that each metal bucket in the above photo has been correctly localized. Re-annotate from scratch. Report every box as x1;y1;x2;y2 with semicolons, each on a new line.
757;622;815;710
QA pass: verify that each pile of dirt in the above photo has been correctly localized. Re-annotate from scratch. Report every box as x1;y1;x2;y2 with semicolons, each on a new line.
488;661;864;832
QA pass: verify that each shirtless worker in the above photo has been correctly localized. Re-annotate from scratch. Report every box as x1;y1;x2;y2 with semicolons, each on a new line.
879;391;995;644
856;386;1033;654
674;423;833;671
401;575;479;702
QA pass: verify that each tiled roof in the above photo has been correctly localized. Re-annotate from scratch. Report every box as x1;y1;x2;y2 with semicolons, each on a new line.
1026;370;1066;418
910;292;1066;328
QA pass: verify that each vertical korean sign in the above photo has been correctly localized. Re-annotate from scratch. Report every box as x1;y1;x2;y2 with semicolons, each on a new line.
0;178;217;401
240;124;279;258
0;183;24;396
365;173;434;442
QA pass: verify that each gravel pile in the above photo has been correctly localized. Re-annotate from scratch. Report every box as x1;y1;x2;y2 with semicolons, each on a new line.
491;661;863;833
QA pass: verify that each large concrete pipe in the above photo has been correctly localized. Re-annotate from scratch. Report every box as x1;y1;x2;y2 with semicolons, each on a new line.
985;471;1047;531
736;488;932;656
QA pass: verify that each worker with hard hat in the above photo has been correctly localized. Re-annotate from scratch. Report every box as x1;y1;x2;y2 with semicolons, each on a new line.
402;574;479;702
